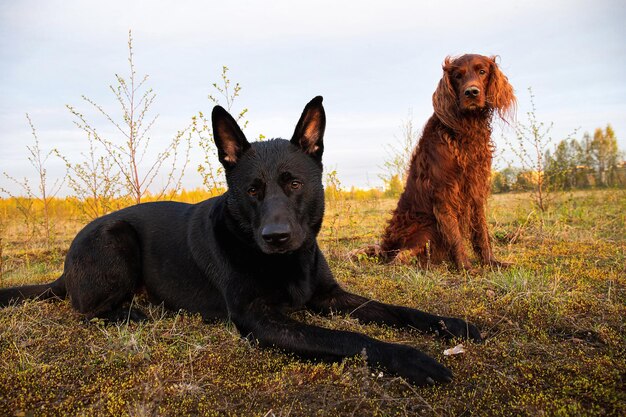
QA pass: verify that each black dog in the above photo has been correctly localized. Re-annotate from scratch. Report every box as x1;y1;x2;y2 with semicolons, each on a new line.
0;97;481;385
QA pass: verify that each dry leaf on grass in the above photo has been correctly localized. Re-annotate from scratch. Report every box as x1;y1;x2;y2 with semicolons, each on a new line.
443;344;465;356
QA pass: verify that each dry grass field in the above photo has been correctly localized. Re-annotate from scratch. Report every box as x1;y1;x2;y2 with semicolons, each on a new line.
1;189;625;416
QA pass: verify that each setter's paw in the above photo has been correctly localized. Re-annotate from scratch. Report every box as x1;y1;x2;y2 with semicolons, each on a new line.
349;245;393;263
486;259;512;269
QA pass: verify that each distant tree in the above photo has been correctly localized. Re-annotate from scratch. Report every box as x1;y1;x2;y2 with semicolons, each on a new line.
589;125;621;186
513;170;536;192
542;125;623;190
579;132;594;168
491;167;520;193
504;167;521;190
491;166;522;194
544;138;583;190
383;174;404;197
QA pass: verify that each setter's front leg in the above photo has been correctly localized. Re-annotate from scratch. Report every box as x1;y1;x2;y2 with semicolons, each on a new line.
470;203;511;269
432;204;473;271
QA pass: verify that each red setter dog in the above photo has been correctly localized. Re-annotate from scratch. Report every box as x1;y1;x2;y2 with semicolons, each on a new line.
363;54;516;270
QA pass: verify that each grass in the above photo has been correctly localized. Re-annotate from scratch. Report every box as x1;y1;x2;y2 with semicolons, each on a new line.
1;189;625;416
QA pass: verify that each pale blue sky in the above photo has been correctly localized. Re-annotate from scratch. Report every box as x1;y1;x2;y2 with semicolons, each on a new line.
1;0;624;194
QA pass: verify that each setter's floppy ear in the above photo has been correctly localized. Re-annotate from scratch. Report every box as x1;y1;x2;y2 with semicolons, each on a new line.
487;56;516;122
290;96;326;164
212;105;251;170
432;56;461;131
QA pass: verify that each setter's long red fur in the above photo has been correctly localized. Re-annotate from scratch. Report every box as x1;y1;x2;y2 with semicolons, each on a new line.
367;54;516;270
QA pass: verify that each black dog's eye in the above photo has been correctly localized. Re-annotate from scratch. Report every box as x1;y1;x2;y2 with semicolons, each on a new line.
479;69;486;75
247;186;258;196
290;180;303;190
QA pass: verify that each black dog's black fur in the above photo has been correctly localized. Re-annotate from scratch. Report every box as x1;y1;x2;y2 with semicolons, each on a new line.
0;97;481;385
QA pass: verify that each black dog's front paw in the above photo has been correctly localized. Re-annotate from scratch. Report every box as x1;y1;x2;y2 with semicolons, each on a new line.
435;317;482;342
375;344;453;386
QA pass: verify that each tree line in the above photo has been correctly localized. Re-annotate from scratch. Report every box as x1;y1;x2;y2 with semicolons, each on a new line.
492;125;624;194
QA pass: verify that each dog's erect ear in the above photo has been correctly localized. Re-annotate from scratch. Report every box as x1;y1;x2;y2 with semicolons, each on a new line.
290;96;325;163
212;106;251;169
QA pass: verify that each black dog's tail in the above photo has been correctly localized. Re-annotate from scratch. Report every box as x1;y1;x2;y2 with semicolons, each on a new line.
0;275;67;307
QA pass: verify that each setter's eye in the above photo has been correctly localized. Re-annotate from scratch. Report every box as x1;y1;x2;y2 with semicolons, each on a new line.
290;180;303;190
247;186;258;196
454;73;463;80
479;69;486;75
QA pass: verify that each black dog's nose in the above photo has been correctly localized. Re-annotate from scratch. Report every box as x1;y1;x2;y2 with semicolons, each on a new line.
464;86;480;97
261;224;292;245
